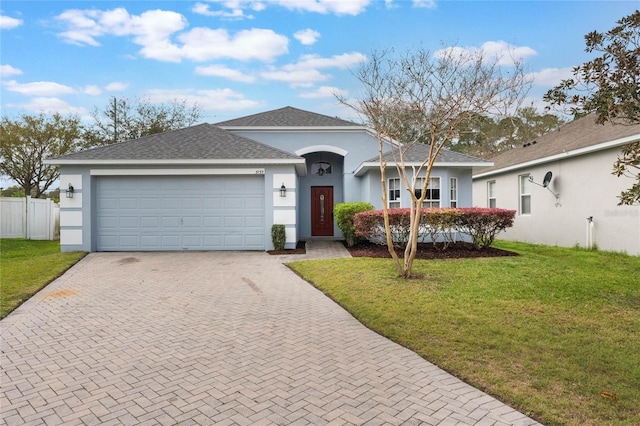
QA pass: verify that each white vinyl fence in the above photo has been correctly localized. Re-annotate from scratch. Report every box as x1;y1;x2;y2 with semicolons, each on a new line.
0;197;60;240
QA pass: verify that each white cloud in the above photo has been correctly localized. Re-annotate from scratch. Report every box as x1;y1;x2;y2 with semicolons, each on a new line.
105;82;129;91
195;65;256;83
55;7;288;63
0;64;23;78
201;0;369;16
10;97;87;115
83;85;102;95
261;52;366;87
143;88;263;111
0;14;23;30
274;0;370;15
192;2;251;19
412;0;437;8
299;86;347;99
436;41;537;67
178;28;289;62
529;67;574;87
294;29;320;45
261;67;328;87
2;80;76;96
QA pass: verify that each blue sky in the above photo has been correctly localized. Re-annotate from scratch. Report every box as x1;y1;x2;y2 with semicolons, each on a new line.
1;0;638;126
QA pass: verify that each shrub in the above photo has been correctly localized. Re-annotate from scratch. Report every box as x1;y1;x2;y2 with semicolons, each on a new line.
355;207;516;250
455;208;516;249
271;224;286;251
421;208;464;250
334;202;374;246
355;208;412;247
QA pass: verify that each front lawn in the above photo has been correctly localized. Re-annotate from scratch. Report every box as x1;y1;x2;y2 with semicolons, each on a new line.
288;241;640;426
0;239;86;319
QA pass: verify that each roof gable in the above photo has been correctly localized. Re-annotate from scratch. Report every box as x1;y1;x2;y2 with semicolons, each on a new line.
215;106;359;128
476;114;640;176
48;124;302;162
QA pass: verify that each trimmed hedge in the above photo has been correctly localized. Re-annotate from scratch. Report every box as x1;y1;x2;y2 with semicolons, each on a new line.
271;224;286;251
354;208;516;250
334;202;374;247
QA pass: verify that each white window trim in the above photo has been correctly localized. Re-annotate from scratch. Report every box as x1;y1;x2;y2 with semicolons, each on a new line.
450;177;458;208
519;174;531;215
488;180;496;208
388;177;401;208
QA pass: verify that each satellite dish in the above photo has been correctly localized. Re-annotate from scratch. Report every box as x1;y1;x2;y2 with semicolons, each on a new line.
542;171;553;188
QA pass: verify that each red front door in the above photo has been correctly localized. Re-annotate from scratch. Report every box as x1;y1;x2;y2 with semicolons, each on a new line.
311;186;334;236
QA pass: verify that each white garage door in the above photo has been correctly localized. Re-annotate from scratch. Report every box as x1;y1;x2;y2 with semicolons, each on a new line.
96;175;265;251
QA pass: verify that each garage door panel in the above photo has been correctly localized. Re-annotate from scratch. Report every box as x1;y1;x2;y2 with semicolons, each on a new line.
140;235;160;247
118;216;139;227
203;216;223;227
245;235;265;247
140;198;160;209
203;197;222;209
97;175;265;251
140;217;160;228
182;217;202;227
245;197;264;209
161;235;180;248
162;198;181;209
161;217;181;228
182;197;201;209
224;198;243;209
203;234;223;248
118;198;138;209
245;216;264;228
224;216;243;228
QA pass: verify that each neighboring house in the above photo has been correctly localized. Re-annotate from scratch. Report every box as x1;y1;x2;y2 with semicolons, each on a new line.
473;114;640;256
47;106;490;252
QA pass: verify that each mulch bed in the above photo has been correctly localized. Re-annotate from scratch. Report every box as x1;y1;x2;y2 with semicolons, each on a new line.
346;241;519;260
267;240;307;255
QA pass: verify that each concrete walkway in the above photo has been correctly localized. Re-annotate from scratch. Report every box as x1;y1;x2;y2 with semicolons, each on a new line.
1;243;541;425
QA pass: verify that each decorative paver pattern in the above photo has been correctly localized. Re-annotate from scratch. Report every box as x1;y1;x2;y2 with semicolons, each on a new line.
1;248;541;425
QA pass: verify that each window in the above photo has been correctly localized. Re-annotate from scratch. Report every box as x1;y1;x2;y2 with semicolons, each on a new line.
311;161;332;176
488;181;496;208
450;177;458;208
519;175;531;215
388;178;401;208
415;177;441;208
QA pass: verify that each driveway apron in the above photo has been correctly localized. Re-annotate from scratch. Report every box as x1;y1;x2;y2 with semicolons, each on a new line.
1;250;541;425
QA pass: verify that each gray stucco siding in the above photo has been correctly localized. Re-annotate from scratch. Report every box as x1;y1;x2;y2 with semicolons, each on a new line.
58;164;298;252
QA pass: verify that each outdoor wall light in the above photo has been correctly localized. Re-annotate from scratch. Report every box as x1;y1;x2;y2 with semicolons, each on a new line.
280;183;287;197
66;183;74;198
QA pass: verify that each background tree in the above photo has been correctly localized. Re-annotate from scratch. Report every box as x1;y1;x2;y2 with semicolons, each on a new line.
339;47;531;278
86;96;202;146
544;10;640;205
450;106;566;158
0;113;83;198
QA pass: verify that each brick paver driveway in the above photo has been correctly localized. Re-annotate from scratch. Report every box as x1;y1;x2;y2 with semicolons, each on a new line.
1;252;541;425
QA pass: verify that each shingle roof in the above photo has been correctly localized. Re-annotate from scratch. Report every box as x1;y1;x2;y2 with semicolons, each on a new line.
354;143;491;176
371;143;491;164
49;123;302;162
476;114;640;175
215;106;359;127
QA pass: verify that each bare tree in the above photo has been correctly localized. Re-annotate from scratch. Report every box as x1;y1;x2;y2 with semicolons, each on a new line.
86;96;202;146
339;47;531;278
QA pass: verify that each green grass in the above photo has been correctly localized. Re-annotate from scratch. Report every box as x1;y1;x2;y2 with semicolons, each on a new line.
288;241;640;426
0;239;86;319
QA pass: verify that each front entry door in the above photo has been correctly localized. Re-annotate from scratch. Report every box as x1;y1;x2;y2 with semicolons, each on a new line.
311;186;334;236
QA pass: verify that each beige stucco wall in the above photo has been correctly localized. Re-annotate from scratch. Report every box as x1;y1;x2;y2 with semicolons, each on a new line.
473;147;640;256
